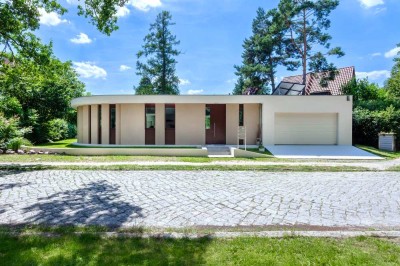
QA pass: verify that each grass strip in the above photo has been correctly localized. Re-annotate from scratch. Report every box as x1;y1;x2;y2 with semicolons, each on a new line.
0;164;372;172
356;145;400;159
0;231;398;265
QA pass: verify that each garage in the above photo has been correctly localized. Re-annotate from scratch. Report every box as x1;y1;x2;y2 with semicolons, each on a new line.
274;113;338;145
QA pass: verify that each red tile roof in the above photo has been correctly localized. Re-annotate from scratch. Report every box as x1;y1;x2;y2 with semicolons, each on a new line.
281;66;355;95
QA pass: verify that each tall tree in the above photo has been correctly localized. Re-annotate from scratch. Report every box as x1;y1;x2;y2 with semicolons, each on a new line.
277;0;344;88
135;11;181;95
0;0;128;63
232;76;245;95
386;44;400;98
0;50;85;143
234;8;298;95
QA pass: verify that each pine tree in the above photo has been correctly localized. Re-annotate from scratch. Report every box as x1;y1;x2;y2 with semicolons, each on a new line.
135;11;181;95
234;8;297;94
277;0;344;87
232;76;245;95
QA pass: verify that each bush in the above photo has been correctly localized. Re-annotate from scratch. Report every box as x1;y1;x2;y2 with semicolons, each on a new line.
0;113;31;151
46;119;69;141
353;106;400;148
7;137;32;152
67;123;77;139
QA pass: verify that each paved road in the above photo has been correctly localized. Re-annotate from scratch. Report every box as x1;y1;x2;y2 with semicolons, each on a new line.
0;170;399;229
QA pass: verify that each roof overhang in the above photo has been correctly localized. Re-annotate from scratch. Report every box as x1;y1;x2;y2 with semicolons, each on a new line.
71;95;270;108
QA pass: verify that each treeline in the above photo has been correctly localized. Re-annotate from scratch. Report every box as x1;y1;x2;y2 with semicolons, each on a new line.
343;48;400;148
0;0;127;149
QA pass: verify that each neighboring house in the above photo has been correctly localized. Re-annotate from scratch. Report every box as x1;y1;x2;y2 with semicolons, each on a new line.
274;66;355;96
72;95;352;146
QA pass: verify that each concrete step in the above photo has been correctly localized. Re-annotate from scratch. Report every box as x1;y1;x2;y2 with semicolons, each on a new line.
206;147;232;156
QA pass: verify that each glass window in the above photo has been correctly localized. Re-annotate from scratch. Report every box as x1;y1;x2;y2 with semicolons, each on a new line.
98;105;102;144
239;104;244;126
205;106;211;129
165;105;175;129
110;106;116;129
145;105;156;129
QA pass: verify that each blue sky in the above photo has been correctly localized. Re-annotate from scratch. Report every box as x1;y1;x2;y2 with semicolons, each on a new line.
36;0;400;95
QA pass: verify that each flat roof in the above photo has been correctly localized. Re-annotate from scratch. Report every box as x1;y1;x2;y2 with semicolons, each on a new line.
71;94;349;108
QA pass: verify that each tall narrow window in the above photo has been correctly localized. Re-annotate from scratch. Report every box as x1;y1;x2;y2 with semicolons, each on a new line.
109;104;116;144
98;105;102;144
239;104;244;126
145;105;156;128
88;106;91;144
145;104;156;145
205;106;211;129
165;105;175;129
165;104;175;145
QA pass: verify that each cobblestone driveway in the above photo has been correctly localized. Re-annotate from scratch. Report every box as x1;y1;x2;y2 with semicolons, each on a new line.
0;171;399;229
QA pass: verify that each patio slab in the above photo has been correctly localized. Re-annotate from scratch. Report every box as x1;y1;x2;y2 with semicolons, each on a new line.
265;145;382;160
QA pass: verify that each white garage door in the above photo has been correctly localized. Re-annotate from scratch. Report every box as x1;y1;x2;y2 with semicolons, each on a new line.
275;113;338;145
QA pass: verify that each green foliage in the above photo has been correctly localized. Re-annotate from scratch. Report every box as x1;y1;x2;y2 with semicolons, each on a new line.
234;8;299;94
0;53;85;143
135;11;181;95
67;123;77;139
277;0;344;85
0;96;23;117
0;0;127;63
353;106;400;148
385;43;400;98
342;78;381;102
46;118;69;141
7;137;32;152
232;76;245;95
0;113;31;151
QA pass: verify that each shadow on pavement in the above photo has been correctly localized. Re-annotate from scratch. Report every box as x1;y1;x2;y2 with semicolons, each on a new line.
22;180;142;227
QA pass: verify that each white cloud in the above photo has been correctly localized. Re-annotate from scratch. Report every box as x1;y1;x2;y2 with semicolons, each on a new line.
187;89;203;95
73;62;107;79
116;6;130;17
179;79;191;86
70;33;92;44
358;0;384;8
371;52;381;57
384;47;400;58
119;65;132;71
128;0;162;12
38;8;68;26
356;70;390;80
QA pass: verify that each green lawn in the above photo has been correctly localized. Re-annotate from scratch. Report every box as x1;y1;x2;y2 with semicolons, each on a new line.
33;139;77;148
32;139;199;149
0;233;398;265
357;145;400;159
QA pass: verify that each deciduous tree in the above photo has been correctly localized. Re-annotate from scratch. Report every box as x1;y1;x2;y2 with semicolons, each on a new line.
386;44;400;98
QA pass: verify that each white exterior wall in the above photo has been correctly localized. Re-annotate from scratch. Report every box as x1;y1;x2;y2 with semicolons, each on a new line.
73;95;353;146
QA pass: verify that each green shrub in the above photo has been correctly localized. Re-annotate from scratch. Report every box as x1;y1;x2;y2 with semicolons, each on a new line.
353;106;400;148
67;123;77;139
7;137;32;152
0;113;31;151
46;119;69;141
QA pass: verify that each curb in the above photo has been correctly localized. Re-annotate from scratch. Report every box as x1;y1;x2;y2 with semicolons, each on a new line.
8;231;400;239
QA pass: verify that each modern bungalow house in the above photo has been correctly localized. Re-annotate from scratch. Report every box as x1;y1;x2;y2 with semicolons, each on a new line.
71;94;353;147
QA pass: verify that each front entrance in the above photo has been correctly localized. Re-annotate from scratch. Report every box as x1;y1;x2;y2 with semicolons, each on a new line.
206;104;226;144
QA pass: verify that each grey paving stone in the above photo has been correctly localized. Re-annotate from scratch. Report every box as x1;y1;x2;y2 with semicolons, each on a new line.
0;170;399;229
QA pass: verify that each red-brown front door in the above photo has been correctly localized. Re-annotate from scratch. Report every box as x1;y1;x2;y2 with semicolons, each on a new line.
206;104;226;144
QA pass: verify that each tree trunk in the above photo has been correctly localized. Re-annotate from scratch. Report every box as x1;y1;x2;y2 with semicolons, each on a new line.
302;7;307;95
